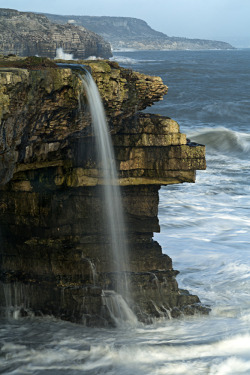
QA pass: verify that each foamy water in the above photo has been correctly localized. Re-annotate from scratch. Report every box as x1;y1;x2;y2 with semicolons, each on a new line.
54;47;74;60
1;49;250;374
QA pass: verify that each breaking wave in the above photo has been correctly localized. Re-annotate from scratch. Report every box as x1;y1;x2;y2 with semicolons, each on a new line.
110;55;139;65
188;127;250;155
110;55;164;66
54;47;74;60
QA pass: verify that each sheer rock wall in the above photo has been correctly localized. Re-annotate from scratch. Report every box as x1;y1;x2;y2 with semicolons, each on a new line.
0;9;112;59
0;57;207;325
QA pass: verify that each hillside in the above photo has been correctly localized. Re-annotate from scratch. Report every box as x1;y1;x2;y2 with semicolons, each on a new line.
44;14;234;51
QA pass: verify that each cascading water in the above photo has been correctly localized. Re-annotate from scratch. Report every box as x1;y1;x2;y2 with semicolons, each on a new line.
2;283;33;319
102;290;138;327
55;63;136;325
78;70;137;325
79;71;130;291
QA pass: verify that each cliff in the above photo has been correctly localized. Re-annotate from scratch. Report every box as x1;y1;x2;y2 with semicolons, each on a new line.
0;9;112;59
44;14;234;51
0;56;207;325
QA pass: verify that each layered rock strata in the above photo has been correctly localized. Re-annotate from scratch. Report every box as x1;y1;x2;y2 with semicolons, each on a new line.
0;9;112;59
0;57;207;325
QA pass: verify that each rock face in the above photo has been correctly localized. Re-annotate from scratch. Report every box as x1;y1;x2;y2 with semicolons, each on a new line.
0;9;112;59
0;56;207;325
44;14;234;51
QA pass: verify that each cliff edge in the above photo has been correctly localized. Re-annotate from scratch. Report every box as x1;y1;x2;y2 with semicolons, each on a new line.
0;56;208;325
0;9;112;59
44;14;235;51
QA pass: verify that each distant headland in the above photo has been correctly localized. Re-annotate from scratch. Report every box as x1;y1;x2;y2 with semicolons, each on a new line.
44;14;235;51
0;9;235;59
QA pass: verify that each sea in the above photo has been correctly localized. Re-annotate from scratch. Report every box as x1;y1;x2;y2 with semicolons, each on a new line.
1;49;250;374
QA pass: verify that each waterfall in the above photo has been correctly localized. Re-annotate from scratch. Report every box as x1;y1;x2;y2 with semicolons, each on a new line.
102;290;138;327
55;63;136;325
79;70;131;300
2;282;33;319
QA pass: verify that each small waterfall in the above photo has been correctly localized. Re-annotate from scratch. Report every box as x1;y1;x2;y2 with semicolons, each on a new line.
161;304;172;320
150;300;165;319
88;260;98;285
79;71;130;299
102;290;138;327
82;256;98;285
2;283;33;319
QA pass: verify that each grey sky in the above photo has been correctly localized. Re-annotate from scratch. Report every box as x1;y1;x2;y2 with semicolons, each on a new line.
2;0;250;47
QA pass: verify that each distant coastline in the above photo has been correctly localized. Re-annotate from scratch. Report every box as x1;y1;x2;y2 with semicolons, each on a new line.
0;8;235;61
44;14;235;51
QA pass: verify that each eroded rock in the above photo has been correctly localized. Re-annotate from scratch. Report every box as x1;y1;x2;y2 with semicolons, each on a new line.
0;57;208;325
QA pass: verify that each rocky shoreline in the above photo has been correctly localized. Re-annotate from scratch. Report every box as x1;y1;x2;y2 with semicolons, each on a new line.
44;14;235;51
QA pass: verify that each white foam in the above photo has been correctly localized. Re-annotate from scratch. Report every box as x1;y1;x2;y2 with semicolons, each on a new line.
54;47;74;60
188;126;250;154
86;55;104;60
110;55;138;65
210;357;250;375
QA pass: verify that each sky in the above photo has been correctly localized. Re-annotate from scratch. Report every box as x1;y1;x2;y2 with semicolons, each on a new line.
2;0;250;47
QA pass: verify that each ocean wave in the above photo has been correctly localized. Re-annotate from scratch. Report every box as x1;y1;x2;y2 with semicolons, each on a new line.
201;100;250;121
188;127;250;155
86;55;104;60
110;56;139;65
110;55;162;65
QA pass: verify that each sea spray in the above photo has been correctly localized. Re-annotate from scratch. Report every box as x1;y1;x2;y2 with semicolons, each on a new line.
54;47;74;60
79;71;131;300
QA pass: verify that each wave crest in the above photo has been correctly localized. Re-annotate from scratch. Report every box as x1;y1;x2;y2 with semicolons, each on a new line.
188;127;250;155
110;55;138;65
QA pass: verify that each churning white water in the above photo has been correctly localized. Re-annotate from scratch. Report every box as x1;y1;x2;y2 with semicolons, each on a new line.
79;71;130;298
